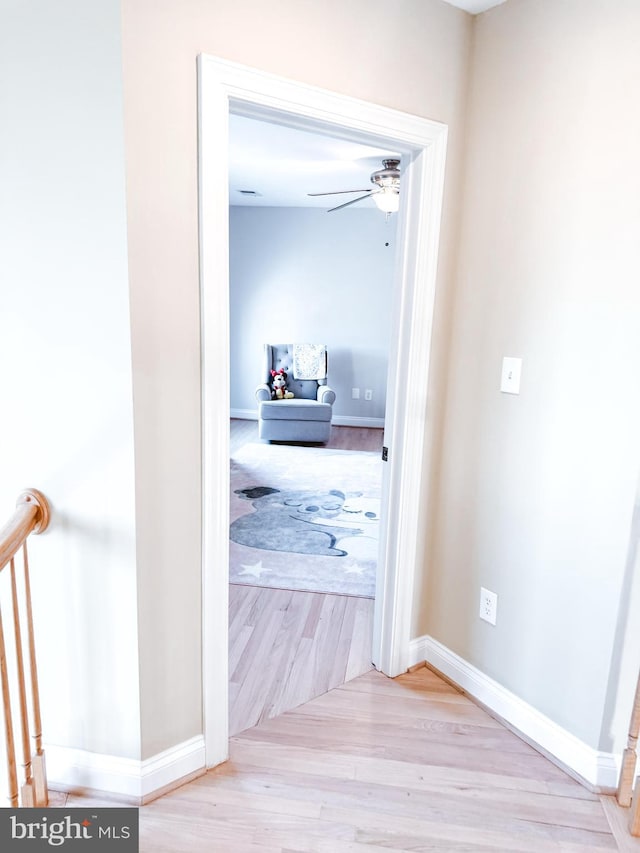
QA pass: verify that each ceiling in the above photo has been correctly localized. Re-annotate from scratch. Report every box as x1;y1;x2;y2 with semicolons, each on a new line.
229;1;508;209
443;0;507;12
229;114;401;210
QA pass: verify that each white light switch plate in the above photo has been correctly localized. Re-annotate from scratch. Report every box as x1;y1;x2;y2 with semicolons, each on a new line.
500;357;522;394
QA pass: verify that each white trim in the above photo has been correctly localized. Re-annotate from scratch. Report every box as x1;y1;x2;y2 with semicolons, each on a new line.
198;55;448;768
139;736;205;799
409;635;621;790
230;408;385;430
199;56;232;771
372;126;447;678
331;415;385;429
46;736;206;801
230;408;258;421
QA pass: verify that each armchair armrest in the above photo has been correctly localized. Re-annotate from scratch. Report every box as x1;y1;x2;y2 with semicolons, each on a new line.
256;384;272;402
317;385;336;405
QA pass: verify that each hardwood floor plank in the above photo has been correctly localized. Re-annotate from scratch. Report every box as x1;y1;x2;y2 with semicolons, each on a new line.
231;589;287;684
147;780;612;853
226;736;479;791
144;796;358;845
333;682;500;719
271;634;318;717
309;593;349;695
140;816;284;853
345;597;375;682
228;579;259;626
301;591;325;640
242;704;542;756
228;624;254;679
193;760;608;834
340;667;471;698
230;599;289;733
323;804;616;850
330;595;359;685
263;716;572;785
258;592;317;724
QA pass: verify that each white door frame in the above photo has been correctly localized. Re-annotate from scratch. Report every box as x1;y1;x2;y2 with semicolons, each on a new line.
198;55;448;767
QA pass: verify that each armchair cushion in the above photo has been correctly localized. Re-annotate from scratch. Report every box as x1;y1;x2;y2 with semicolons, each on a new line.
259;399;332;422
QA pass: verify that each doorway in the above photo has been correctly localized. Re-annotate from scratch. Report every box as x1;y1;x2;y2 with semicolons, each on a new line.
198;55;448;768
227;115;396;733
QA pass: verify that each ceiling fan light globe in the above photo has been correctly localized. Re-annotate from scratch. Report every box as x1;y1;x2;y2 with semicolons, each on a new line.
373;189;400;214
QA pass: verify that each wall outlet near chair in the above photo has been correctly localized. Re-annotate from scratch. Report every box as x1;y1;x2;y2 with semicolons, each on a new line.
365;389;373;400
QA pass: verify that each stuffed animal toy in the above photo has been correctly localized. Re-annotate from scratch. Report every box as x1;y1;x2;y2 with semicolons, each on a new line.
270;369;294;400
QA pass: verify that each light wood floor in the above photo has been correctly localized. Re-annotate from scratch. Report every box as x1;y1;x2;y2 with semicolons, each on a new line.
58;666;640;852
229;420;383;735
229;585;374;735
230;418;384;454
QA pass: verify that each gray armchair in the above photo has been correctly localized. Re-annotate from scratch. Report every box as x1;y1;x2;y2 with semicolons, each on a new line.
256;344;336;443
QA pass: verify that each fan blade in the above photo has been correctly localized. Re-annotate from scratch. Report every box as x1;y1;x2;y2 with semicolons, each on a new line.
328;192;377;213
307;189;372;197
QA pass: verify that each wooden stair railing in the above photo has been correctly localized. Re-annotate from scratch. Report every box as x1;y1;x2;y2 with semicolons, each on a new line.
617;670;640;835
0;489;50;807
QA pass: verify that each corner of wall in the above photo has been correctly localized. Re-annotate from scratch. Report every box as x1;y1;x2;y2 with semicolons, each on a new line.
408;634;620;792
46;735;206;803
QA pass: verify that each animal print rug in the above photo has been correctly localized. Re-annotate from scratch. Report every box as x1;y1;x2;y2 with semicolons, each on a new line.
229;442;381;598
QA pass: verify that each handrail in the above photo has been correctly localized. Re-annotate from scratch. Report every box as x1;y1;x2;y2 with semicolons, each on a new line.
0;490;50;571
0;489;50;807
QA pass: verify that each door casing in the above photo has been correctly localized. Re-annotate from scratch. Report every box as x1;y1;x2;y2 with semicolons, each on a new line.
198;55;448;767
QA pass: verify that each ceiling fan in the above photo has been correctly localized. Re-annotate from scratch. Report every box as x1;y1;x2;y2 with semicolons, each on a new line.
308;158;401;214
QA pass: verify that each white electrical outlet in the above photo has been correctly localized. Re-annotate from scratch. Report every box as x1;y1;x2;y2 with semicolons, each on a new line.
352;388;360;399
364;389;373;401
479;587;498;626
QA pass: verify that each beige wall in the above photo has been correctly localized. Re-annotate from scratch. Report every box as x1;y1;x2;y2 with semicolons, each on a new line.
120;0;472;757
422;0;640;749
0;0;141;761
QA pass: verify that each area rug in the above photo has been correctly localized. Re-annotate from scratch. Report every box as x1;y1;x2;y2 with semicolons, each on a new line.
229;443;381;598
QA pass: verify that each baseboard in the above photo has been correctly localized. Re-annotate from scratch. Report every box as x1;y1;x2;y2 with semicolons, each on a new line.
331;415;385;429
408;635;620;791
230;409;384;429
231;408;258;420
46;735;206;803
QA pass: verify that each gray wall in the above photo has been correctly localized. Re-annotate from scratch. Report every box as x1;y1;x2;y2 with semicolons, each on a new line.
229;206;396;423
